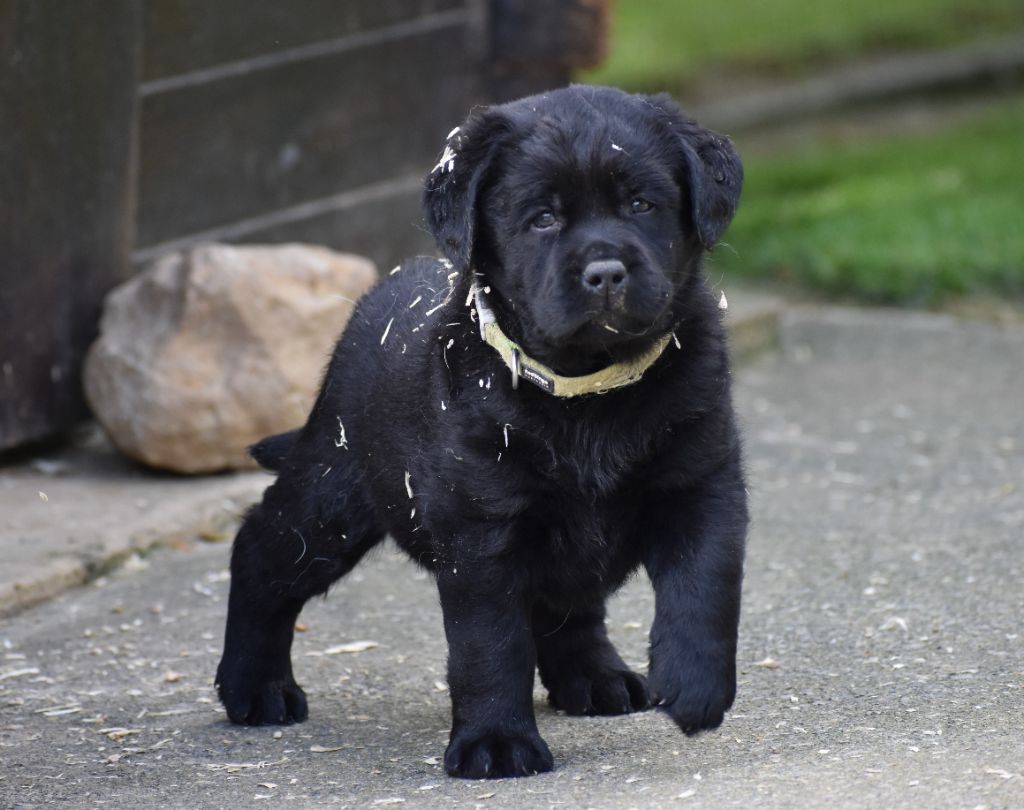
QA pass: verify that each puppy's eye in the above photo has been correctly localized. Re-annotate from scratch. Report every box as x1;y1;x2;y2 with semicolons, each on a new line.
531;211;558;230
630;198;654;214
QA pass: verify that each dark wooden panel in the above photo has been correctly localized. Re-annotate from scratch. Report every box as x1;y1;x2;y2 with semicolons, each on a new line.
491;0;607;68
131;174;434;273
488;0;609;101
143;0;464;81
0;0;140;451
133;184;433;286
136;21;478;248
236;182;436;275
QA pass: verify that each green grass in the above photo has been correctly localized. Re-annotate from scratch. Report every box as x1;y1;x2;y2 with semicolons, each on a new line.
586;0;1024;92
709;101;1024;305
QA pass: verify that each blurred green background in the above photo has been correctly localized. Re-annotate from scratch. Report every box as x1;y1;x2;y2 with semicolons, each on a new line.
583;1;1024;309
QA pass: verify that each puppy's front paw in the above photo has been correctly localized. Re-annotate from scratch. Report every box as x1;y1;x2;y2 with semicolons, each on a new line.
547;666;650;716
216;660;308;726
648;653;735;736
444;728;554;779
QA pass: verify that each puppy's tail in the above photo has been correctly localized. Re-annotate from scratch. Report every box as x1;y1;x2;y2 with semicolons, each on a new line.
248;429;300;473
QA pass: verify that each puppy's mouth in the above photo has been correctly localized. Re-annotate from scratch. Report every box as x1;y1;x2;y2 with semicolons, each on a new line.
552;288;674;338
538;307;671;355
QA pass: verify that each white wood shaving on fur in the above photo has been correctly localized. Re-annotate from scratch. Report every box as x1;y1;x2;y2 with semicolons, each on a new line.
503;424;511;447
603;324;619;333
380;317;394;345
673;332;682;349
424;298;449;316
446;339;454;349
389;266;401;275
611;143;624;152
719;291;728;310
432;143;457;174
441;401;447;411
335;417;348;449
408;295;422;308
446;126;461;140
404;470;414;499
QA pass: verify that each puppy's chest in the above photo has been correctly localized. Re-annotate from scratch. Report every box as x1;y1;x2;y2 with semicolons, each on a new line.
533;421;649;497
488;422;649;551
517;451;642;594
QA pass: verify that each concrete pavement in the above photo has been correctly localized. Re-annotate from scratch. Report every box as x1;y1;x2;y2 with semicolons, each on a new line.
0;438;267;618
1;305;1022;808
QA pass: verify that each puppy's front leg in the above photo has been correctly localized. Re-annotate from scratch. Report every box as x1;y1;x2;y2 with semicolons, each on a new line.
641;463;748;735
437;563;553;779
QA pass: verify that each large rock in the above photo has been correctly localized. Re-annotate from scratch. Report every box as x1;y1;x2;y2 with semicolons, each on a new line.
84;243;376;473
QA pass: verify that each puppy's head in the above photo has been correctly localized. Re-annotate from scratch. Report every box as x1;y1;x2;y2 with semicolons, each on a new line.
423;86;742;367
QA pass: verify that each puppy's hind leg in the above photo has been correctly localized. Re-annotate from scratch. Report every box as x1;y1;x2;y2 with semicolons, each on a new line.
217;455;383;725
534;602;651;716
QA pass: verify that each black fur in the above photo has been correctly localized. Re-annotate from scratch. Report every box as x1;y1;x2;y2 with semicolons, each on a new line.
217;85;748;779
247;430;298;473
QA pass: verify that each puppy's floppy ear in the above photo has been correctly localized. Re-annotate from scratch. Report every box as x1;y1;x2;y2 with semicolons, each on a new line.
648;93;743;250
422;108;515;269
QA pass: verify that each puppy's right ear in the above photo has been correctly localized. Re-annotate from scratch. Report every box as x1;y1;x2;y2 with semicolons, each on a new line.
422;109;514;269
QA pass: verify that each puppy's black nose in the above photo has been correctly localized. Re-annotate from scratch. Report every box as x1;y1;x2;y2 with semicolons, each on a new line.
582;260;627;295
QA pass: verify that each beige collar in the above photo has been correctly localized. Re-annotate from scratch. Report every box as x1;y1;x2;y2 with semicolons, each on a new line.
473;286;672;397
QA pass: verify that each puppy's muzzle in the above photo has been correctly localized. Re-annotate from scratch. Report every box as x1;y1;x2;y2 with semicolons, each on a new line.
582;259;627;308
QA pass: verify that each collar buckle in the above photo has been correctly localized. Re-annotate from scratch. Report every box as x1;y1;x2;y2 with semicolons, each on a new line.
510;348;520;390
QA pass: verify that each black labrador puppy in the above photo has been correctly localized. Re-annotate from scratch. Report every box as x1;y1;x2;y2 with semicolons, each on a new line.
216;85;748;779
